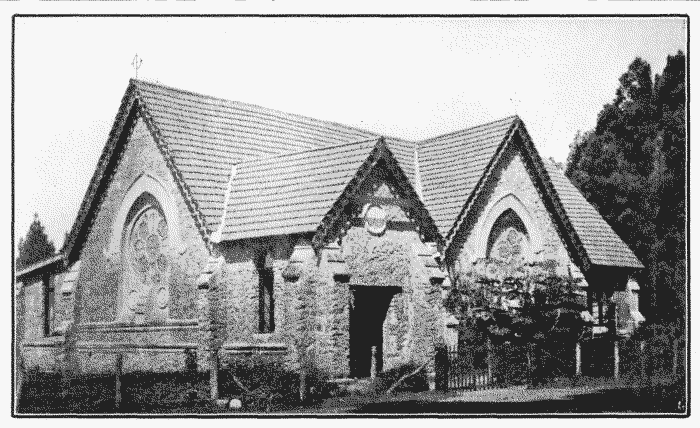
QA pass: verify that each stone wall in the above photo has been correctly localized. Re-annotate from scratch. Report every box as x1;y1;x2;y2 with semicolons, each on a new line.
22;279;46;341
43;117;212;373
217;237;295;366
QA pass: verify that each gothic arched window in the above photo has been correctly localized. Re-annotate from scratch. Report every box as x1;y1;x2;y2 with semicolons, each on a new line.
120;192;170;322
486;209;530;265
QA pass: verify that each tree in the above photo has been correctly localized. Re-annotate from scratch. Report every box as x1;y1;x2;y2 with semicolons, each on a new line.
445;258;587;384
566;52;687;325
16;213;57;271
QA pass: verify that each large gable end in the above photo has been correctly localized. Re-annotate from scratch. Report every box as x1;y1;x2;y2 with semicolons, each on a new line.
219;137;441;250
442;117;644;272
63;81;140;263
313;138;442;250
420;116;520;240
63;80;215;263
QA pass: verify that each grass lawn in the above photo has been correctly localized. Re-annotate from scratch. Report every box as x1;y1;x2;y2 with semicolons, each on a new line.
17;373;686;416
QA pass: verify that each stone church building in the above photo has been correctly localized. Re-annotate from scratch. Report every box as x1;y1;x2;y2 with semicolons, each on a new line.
16;79;644;380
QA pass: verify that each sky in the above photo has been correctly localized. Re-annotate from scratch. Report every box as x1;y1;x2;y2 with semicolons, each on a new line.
12;16;687;252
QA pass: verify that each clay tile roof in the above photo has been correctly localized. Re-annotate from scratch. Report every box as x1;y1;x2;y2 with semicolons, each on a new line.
221;138;381;241
419;116;519;237
132;79;379;232
67;78;643;273
542;160;644;269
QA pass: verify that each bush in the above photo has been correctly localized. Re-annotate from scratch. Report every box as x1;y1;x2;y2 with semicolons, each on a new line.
371;362;429;395
220;355;335;411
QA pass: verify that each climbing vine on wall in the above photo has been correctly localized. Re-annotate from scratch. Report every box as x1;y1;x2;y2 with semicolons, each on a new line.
343;229;413;288
445;258;587;345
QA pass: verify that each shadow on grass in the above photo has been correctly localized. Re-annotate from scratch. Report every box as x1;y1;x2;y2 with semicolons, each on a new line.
350;384;686;414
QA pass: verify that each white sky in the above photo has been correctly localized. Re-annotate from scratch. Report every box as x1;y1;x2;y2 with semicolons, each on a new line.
10;15;688;252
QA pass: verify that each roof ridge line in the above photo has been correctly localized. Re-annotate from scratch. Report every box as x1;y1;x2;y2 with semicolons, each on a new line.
132;78;384;139
420;115;519;146
235;136;382;167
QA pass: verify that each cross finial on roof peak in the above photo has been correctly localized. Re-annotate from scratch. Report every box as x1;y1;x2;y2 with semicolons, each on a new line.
131;54;143;79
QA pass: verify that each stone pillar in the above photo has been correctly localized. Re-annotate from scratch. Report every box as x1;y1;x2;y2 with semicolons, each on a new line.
575;342;582;376
196;256;224;400
115;353;123;409
209;349;219;400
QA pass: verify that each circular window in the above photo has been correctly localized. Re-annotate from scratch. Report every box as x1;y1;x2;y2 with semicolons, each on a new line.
127;205;169;312
364;205;388;235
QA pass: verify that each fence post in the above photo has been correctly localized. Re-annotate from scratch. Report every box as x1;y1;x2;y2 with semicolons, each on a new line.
575;342;582;377
639;340;647;387
613;340;619;380
115;353;123;410
486;337;493;385
672;338;678;378
299;368;307;403
435;344;448;392
209;349;219;400
370;346;377;380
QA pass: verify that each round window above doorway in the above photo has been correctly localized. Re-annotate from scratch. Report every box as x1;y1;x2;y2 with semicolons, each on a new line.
364;205;388;235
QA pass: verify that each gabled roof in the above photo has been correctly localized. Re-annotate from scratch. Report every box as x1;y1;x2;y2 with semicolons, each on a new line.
221;137;441;248
64;79;641;271
221;138;380;241
64;79;380;262
441;118;643;271
420;116;519;237
132;79;380;233
542;160;644;268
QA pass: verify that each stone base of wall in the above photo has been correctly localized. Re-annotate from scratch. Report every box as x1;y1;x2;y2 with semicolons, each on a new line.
21;340;65;373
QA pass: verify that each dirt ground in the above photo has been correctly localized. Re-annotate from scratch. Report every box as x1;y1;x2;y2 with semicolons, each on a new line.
299;381;686;415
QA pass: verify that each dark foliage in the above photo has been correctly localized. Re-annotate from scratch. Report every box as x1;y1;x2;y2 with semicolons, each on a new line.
17;369;213;414
220;355;336;411
566;52;686;326
16;213;57;271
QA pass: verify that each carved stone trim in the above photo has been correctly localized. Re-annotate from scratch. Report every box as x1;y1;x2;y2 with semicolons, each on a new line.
78;319;198;332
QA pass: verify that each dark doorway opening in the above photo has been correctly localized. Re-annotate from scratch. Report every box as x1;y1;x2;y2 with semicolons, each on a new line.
349;286;401;378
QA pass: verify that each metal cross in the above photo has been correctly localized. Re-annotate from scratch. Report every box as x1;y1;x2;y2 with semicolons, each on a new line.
131;54;143;79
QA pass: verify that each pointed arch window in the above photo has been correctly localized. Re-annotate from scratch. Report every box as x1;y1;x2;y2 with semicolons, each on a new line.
486;208;531;265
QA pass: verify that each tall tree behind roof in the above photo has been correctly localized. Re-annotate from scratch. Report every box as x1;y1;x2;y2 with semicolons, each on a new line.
16;213;57;271
565;52;687;325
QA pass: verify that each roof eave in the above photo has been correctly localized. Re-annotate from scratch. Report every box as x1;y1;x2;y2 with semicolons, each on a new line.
15;253;66;281
62;80;140;264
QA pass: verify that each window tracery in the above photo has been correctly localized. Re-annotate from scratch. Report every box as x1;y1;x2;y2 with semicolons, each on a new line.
486;209;530;265
121;193;170;321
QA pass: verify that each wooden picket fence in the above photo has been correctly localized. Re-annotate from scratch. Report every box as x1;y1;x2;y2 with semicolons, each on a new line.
443;345;497;391
434;329;686;394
